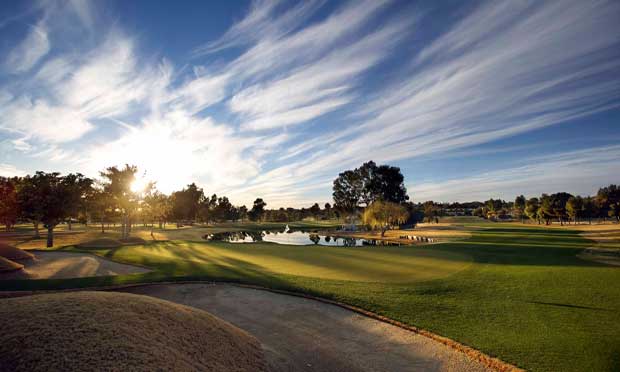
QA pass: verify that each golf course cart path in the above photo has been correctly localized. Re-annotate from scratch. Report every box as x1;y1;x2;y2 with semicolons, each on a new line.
0;251;150;280
121;283;493;372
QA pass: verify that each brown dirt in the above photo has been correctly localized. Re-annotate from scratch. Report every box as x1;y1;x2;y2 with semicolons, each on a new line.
0;243;35;261
0;257;23;273
121;283;495;372
0;251;149;280
0;291;267;372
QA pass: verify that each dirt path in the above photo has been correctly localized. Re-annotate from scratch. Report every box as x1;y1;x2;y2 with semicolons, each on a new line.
0;251;150;280
121;283;493;372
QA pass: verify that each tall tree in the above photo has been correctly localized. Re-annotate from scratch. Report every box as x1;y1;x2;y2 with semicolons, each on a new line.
249;198;267;222
597;184;620;222
514;195;526;223
100;165;138;239
524;197;540;224
582;196;597;224
30;172;92;247
332;161;409;212
309;203;321;220
17;174;46;237
566;196;583;224
171;183;205;222
0;177;19;232
550;192;573;225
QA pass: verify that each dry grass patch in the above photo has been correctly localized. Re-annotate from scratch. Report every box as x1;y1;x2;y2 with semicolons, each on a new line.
0;291;267;372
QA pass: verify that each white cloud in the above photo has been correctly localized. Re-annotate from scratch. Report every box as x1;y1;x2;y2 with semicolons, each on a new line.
0;97;93;143
5;23;50;73
0;163;27;177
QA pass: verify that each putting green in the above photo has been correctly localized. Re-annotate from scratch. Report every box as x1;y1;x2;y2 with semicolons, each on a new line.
110;242;472;283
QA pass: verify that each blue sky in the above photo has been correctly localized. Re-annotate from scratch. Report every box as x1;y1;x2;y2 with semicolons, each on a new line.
0;0;619;207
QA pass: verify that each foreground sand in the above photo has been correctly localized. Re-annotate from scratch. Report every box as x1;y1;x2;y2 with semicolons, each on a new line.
121;283;493;372
0;251;149;280
0;291;266;371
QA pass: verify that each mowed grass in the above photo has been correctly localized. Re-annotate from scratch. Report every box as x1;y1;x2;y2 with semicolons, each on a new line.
1;222;619;371
96;242;472;283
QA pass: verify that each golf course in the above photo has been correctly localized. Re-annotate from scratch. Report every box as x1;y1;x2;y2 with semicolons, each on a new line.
2;219;619;372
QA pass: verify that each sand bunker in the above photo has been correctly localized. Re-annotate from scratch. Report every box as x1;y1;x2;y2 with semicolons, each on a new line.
0;251;149;280
123;283;494;372
0;257;23;273
0;243;35;261
0;291;267;371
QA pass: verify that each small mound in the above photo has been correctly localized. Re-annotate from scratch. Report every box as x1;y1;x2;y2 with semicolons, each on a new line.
0;243;35;261
0;256;23;272
0;291;267;372
119;236;147;245
77;238;122;248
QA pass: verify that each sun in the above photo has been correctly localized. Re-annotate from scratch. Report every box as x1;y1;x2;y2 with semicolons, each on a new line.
131;177;149;193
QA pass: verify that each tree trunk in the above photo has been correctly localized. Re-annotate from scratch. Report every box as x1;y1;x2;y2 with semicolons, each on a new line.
101;219;105;233
68;219;72;230
33;221;40;238
46;226;54;248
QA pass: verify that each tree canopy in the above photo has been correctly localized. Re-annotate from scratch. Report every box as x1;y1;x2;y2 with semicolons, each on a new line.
333;161;409;211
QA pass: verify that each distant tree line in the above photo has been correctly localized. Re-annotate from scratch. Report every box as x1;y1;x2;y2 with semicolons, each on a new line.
415;186;620;225
1;160;617;246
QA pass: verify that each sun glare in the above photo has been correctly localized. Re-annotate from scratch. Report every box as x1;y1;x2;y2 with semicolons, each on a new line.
131;177;149;193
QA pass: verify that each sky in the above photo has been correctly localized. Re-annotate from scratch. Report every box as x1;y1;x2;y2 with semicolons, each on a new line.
0;0;619;207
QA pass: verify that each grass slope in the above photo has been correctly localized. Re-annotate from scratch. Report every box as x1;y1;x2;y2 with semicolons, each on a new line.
1;223;619;371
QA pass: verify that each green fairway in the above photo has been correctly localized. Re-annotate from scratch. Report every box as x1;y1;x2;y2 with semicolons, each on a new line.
1;223;619;372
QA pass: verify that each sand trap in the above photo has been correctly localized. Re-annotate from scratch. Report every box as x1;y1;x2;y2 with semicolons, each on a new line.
121;283;493;372
0;291;266;371
0;251;149;280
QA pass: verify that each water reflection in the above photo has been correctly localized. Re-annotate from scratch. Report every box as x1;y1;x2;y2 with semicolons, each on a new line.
203;226;401;246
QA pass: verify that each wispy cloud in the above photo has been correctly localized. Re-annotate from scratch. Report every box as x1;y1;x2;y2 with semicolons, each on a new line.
0;0;618;206
5;23;50;73
409;145;620;202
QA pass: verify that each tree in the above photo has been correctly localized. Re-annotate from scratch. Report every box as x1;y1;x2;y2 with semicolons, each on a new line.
597;184;620;222
88;188;112;233
550;192;572;225
29;172;92;247
100;165;138;239
144;191;171;229
538;194;553;225
332;169;362;212
332;161;409;212
423;201;437;223
582;196;597;224
514;195;526;223
63;174;93;230
171;183;205;222
309;203;321;220
566;196;583;224
249;198;267;222
17;175;46;237
0;177;19;231
524;197;540;224
362;200;409;237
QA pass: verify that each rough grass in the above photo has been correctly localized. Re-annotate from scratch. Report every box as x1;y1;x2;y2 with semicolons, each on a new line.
0;257;23;272
0;291;267;372
0;243;35;261
1;222;619;371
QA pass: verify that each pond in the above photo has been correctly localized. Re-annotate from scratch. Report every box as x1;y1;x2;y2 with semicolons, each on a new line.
203;226;401;246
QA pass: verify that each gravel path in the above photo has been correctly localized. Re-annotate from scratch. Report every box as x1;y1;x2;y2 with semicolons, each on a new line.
121;283;493;372
0;251;149;280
